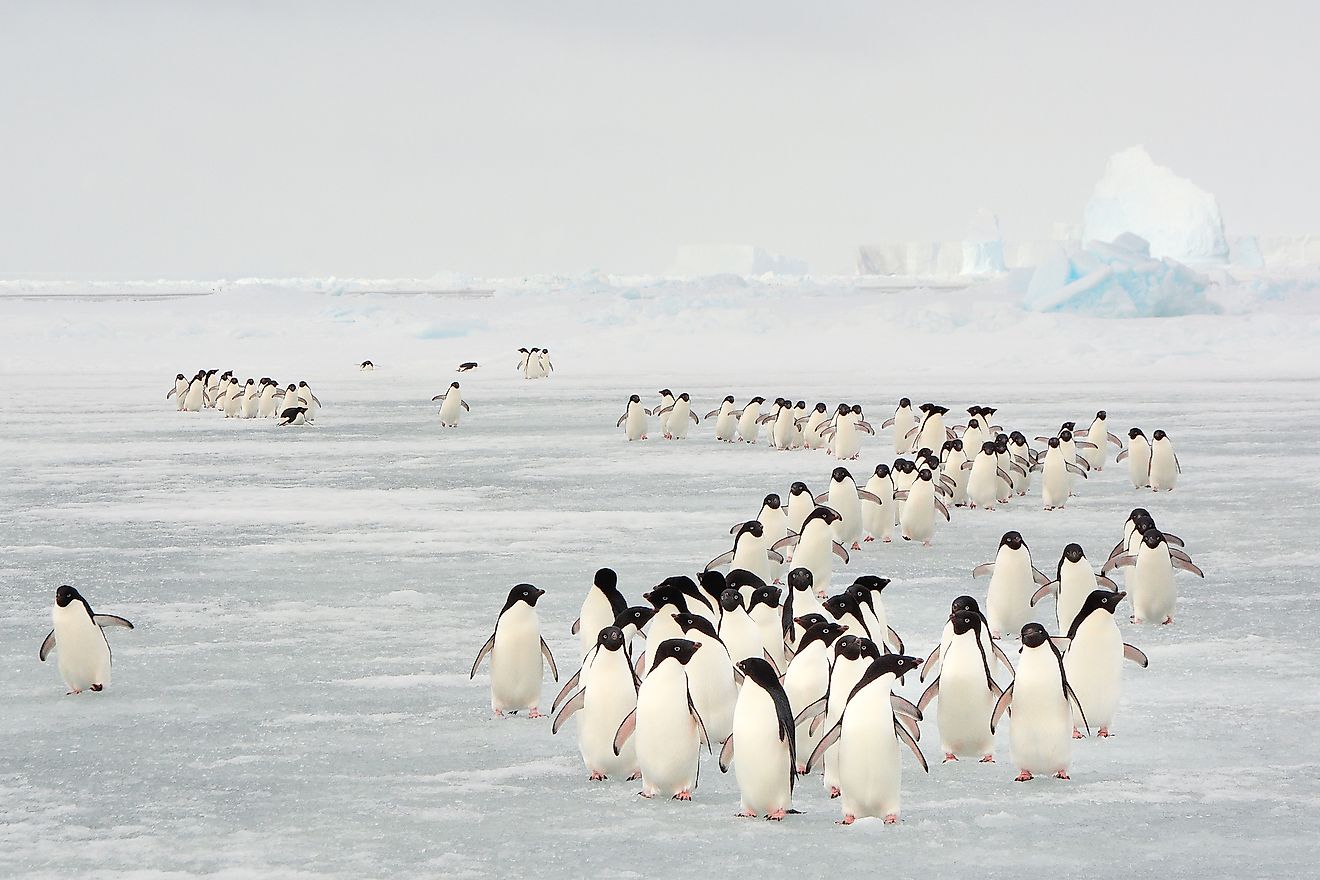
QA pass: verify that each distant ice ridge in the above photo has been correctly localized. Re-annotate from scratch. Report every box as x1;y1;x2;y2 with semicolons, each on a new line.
1082;146;1229;264
669;244;808;277
1023;233;1219;317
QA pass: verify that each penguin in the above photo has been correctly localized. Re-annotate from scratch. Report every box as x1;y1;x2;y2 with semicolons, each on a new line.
974;531;1051;638
816;635;882;798
769;400;798;450
572;568;629;660
782;620;848;771
696;571;729;624
360;360;375;370
257;379;280;418
806;653;927;824
673;613;737;746
707;396;739;442
654;390;677;439
1032;544;1117;634
524;347;546;379
613;637;711;800
862;464;897;543
1102;529;1203;625
470;584;558;717
992;435;1018;504
920;596;1014;681
882;398;916;454
516;348;532;375
992;623;1088;781
1116;428;1152;489
277;406;309;426
784;481;815;538
641;582;692;673
656;392;699;440
773;507;849;599
917;611;1001;763
617;394;649;441
816;467;879;551
1148;430;1181;491
940;439;971;506
717;588;765;668
551;626;640;780
218;377;241;418
181;372;207;412
1061;590;1148;738
748;585;787;673
39;585;134;694
706;521;782;586
614;605;655;660
720;657;799;819
456;361;478;372
829;404;864;461
1007;432;1037;496
964;441;1007;510
849;575;904;653
1036;437;1087;509
237;379;259;419
1082;410;1123;471
788;401;809;448
910;403;952;452
824;592;872;646
431;382;470;427
737;494;788;583
802;402;830;450
537;349;554;376
959;417;987;460
296;381;321;420
166;373;188;410
896;468;950;546
785;568;826;637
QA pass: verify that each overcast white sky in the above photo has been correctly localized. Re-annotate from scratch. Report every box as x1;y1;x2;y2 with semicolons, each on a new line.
2;1;1315;278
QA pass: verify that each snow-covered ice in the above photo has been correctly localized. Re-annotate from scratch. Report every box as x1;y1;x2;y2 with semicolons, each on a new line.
2;275;1319;877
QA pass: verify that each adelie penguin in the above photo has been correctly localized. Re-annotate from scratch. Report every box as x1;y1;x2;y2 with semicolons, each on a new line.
707;396;739;442
720;657;799;820
1061;590;1148;738
1147;429;1181;491
882;397;916;454
917;611;1002;764
1116;428;1152;489
655;392;700;440
1032;544;1118;634
974;531;1051;639
359;360;375;371
782;620;849;772
456;361;478;372
992;623;1088;782
617;394;649;441
470;584;558;718
815;467;881;551
39;585;135;695
432;382;470;427
1102;529;1203;625
572;568;629;660
551;626;640;781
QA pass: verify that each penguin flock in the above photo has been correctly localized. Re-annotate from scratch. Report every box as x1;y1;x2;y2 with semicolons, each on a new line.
166;370;321;425
517;347;554;379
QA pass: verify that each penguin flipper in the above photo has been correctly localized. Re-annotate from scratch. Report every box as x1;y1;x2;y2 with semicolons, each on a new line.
935;498;951;521
960;461;974;471
1174;454;1182;474
762;649;781;676
551;689;585;734
990;683;1014;733
1107;432;1123;447
771;535;800;553
990;640;1015;675
971;562;995;578
469;632;496;679
1115;449;1130;462
612;708;638;755
891;693;922;722
917;677;939;713
856;490;882;504
1032;566;1051;586
896;711;921;742
881;417;895;428
616;414;627;427
551;666;582;713
1162;532;1185;547
689;411;700;425
793;696;827;728
1123;644;1149;668
166;388;177;399
39;630;56;661
1097;575;1120;591
655;405;674;417
571;617;580;635
1010;463;1027;477
887;626;905;654
718;733;735;772
431;394;447;402
894;718;929;773
1066;683;1091;735
540;637;559;681
858;422;875;435
1030;583;1054;607
704;409;722;420
920;645;940;682
1172;557;1205;578
893;491;910;501
460;401;470;412
831;542;850;564
704;551;735;572
996;467;1013;485
1074;439;1098;449
93;614;134;629
1101;554;1135;575
812;492;830;504
804;720;843;774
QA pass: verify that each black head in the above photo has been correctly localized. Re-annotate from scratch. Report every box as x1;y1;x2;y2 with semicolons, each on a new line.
789;481;810;497
749;585;782;611
968;417;981;430
831;467;851;483
994;437;1008;453
1152;429;1167;441
1142;529;1166;549
981;441;997;456
951;611;982;636
1061;421;1076;431
615;606;654;631
658;389;673;397
851;404;863;415
798;621;848;650
1062;543;1085;564
1128;427;1145;439
856;637;882;661
750;396;766;405
873;463;891;478
175;372;185;380
594;568;618;591
836;403;851;415
823;593;858;620
1010;430;1026;444
1128;507;1151;523
1096;410;1107;419
894;458;915;473
737;520;765;540
723;395;735;403
736;657;782;688
795;400;806;409
967;406;982;417
597;626;627;652
1059;429;1073;442
1021;623;1051;648
951;595;980;615
643;584;688;612
719;588;745;613
628;394;640;403
504;584;544;610
653;638;702;667
1078;589;1125;622
698;569;727;599
1001;531;1025;550
805;506;842;527
672;612;718;639
833;634;862;661
899;397;911;408
794;613;828;631
851;575;891;595
868;653;923;681
679;392;690;402
725;569;767;593
1048;437;1061;448
845;584;875;612
787;567;814;593
762;493;782;511
917;468;933;482
814;402;827;413
55;584;83;607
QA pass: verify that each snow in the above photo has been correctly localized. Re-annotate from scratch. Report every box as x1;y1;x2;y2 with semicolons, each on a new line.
1082;146;1230;264
2;274;1320;877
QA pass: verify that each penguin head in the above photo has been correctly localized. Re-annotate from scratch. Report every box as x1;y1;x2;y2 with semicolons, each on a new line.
736;520;765;541
857;637;882;661
594;568;618;592
530;347;541;353
736;657;781;687
852;575;891;596
697;570;726;600
450;381;460;389
1060;421;1076;432
1010;430;1027;444
643;584;688;612
1128;427;1145;439
794;400;806;410
992;437;1007;453
968;417;981;430
1063;543;1085;564
229;377;239;385
678;392;690;402
245;378;255;385
175;372;185;380
873;463;891;478
1079;589;1126;621
54;585;83;608
951;611;982;636
844;583;875;611
789;481;810;497
869;653;923;684
898;397;911;408
950;595;980;615
1128;507;1151;523
851;404;863;415
836;403;850;416
823;593;858;620
723;395;735;403
749;396;766;405
894;458;915;473
1142;529;1167;549
808;506;842;526
983;407;998;416
794;613;828;631
981;441;997;456
628;394;640;403
787;567;814;593
748;585;782;612
298;381;309;389
653;638;702;667
614;606;655;631
762;493;782;511
719;588;745;613
596;626;627;652
814;402;827;413
831;467;851;484
1001;531;1025;550
800;621;848;649
1096;409;1107;419
967;406;982;417
672;612;717;640
1152;429;1167;441
917;468;933;482
504;584;544;610
1020;623;1051;648
1047;437;1061;449
725;569;767;594
833;634;862;661
1059;429;1073;442
518;347;529;353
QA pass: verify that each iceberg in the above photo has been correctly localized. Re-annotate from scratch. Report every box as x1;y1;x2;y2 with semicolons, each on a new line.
669;244;807;276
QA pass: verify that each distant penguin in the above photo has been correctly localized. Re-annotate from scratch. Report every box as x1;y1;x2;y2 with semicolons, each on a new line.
537;349;553;376
1116;428;1152;489
771;401;798;450
941;439;971;506
617;394;649;441
992;623;1087;781
1061;590;1148;738
706;521;781;586
964;442;1006;510
849;575;904;653
883;398;916;454
897;469;950;546
432;382;470;427
1033;544;1115;634
524;347;546;379
39;585;134;694
817;467;878;551
296;381;321;420
470;584;558;717
658;392;700;440
1148;430;1180;491
360;360;375;371
1037;437;1087;509
975;531;1051;639
1103;529;1203;625
773;507;848;599
673;613;737;746
737;397;766;443
784;482;815;537
721;657;798;819
551;626;640;780
807;653;927;824
862;465;897;543
830;404;864;461
239;379;260;419
257;379;280;418
277;406;309;426
614;638;710;800
573;568;629;660
782;620;848;771
182;373;207;412
918;611;1000;763
516;348;532;375
802;402;830;450
166;373;188;410
911;403;951;452
707;396;739;442
654;390;677;438
1007;432;1036;496
614;605;655;657
1082;410;1122;471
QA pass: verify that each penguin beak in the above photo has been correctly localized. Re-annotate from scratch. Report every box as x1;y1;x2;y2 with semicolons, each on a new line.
690;641;703;652
1115;591;1128;601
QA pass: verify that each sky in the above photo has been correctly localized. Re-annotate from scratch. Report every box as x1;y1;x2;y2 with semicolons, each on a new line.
1;1;1316;278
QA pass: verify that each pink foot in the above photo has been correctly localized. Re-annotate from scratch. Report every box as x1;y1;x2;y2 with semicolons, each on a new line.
1016;771;1033;782
1130;615;1143;624
882;537;892;543
627;770;641;780
851;542;862;551
589;771;607;781
944;753;958;763
638;790;654;798
980;755;994;763
1098;727;1110;738
1073;728;1084;739
795;764;808;774
674;790;692;801
528;708;545;719
864;536;875;543
736;809;757;818
883;814;899;825
493;709;504;718
829;786;841;799
1161;616;1173;625
1055;771;1070;780
923;541;932;547
837;814;856;825
67;689;81;696
767;809;787;821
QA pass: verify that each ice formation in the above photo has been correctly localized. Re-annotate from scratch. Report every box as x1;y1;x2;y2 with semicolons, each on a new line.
670;244;807;276
961;210;1007;275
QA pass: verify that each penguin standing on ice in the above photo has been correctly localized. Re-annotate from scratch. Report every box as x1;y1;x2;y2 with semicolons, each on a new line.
896;469;950;546
572;568;629;660
657;392;700;440
654;390;677;439
1061;590;1148;738
862;465;897;543
782;619;848;771
975;531;1050;639
1116;428;1152;488
1082;410;1122;471
551;626;640;780
1102;530;1203;625
917;611;1001;764
166;373;188;410
617;395;649;441
470;584;558;718
1148;430;1181;491
39;585;134;695
182;372;207;412
720;657;798;819
882;398;916;454
707;396;738;442
816;467;880;551
717;588;764;668
613;638;711;800
432;382;470;427
992;623;1087;781
672;613;737;747
1032;544;1117;634
773;508;849;599
737;397;767;443
1036;437;1087;510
